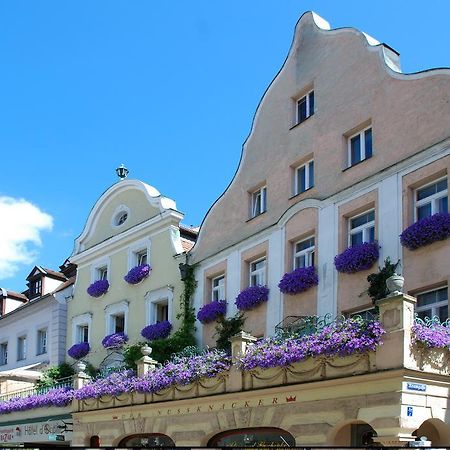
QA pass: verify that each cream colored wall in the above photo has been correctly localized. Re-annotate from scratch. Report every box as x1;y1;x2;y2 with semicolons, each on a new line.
191;13;450;264
85;189;161;250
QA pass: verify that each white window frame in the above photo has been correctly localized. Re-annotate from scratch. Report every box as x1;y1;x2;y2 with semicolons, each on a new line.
293;236;315;269
211;275;225;301
249;258;266;287
17;335;27;361
111;204;130;228
37;328;47;355
348;126;372;167
348;210;375;247
251;186;267;218
145;286;174;326
91;257;111;283
416;287;448;321
414;177;448;221
105;301;129;335
0;342;8;366
77;325;89;343
294;159;314;195
296;90;314;125
128;238;152;270
72;313;93;345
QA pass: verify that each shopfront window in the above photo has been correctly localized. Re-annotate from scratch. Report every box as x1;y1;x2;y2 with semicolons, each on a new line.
118;434;175;448
208;427;295;447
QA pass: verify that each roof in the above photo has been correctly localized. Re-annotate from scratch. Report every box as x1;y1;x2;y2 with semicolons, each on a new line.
181;238;195;252
26;266;67;282
180;224;199;243
52;276;76;293
3;291;28;302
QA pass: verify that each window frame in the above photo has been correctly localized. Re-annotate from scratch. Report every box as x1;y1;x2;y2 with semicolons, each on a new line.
249;258;266;287
294;159;314;196
145;287;174;326
347;126;373;167
105;301;129;335
416;287;448;322
211;275;225;302
29;278;42;299
0;342;8;366
293;236;315;269
251;186;267;218
414;177;448;221
72;313;92;345
77;324;89;343
348;209;375;247
17;335;27;361
296;90;314;125
36;328;48;355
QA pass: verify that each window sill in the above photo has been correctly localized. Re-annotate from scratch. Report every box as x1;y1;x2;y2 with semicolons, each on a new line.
289;186;315;200
342;155;372;172
246;211;267;223
289;114;314;131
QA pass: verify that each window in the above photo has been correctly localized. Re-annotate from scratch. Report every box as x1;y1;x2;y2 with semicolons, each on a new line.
29;278;42;298
212;275;225;301
135;249;148;266
17;336;26;361
116;212;128;225
295;160;314;195
77;325;89;343
37;329;47;355
251;186;267;218
0;343;7;365
416;287;448;322
296;90;314;125
110;313;125;333
145;287;173;327
349;210;375;246
347;307;378;321
348;127;372;166
415;178;448;221
250;258;266;286
294;237;315;269
156;302;169;323
97;266;108;281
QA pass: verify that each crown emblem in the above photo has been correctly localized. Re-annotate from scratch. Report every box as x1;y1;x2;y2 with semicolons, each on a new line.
286;395;296;402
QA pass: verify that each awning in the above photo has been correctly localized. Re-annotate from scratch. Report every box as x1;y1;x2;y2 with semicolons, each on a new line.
0;362;45;381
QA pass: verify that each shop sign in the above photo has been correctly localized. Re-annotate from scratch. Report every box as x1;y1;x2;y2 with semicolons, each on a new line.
0;418;72;444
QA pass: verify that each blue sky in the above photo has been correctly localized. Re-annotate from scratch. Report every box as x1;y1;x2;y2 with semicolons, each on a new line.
1;1;449;292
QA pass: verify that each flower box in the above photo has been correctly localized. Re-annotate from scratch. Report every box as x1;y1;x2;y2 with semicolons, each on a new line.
334;241;379;273
141;321;172;341
68;342;90;360
235;285;269;311
278;266;318;295
197;300;227;324
101;332;128;349
400;213;450;250
86;279;109;297
124;264;151;285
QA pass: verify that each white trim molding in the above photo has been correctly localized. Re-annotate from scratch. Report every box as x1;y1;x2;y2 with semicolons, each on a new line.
104;300;129;335
71;313;93;345
144;286;174;326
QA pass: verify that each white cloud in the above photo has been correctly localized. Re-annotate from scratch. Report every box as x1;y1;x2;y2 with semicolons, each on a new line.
0;196;53;280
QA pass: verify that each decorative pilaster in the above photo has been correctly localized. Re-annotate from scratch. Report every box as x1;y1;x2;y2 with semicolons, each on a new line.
227;331;257;392
73;361;91;390
136;345;158;377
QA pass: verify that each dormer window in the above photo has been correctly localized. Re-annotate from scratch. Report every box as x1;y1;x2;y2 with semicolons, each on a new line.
29;278;42;299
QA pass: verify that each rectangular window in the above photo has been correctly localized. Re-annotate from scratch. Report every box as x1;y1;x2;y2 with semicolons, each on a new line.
348;127;372;166
296;90;314;124
212;275;225;301
37;329;47;355
415;178;448;220
97;266;108;280
0;343;7;365
156;302;169;323
249;258;266;286
295;160;314;195
17;336;26;361
77;325;89;343
294;237;315;269
111;313;125;333
251;186;267;218
349;210;375;246
135;250;148;266
416;287;448;323
30;279;42;298
347;307;378;321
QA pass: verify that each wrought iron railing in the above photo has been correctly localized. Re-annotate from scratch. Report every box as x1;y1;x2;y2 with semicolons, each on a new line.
414;314;450;327
0;376;73;403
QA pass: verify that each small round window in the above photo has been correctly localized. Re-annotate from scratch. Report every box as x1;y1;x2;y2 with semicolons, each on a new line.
114;211;128;226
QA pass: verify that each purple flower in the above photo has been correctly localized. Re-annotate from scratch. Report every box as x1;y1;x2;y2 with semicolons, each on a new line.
67;342;90;359
334;241;379;274
235;286;269;311
124;264;151;284
278;266;318;295
197;300;227;324
101;332;128;349
141;321;172;341
237;317;385;371
86;279;109;297
412;321;450;348
400;213;450;250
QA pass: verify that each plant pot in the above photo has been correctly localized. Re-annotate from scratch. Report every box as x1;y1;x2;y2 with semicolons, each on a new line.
386;274;404;296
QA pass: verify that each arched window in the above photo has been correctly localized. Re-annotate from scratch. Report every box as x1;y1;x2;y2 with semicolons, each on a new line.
208;427;295;447
118;433;175;448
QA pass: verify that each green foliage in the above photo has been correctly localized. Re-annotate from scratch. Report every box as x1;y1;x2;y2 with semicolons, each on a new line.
215;313;246;351
366;257;401;303
35;363;75;389
123;342;147;371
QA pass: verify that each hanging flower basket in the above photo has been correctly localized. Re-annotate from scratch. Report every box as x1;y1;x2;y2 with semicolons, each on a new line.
278;266;318;295
334;241;379;274
141;321;172;341
400;213;450;250
124;264;151;285
87;279;109;297
67;342;90;360
101;332;128;349
235;285;269;311
197;300;227;324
